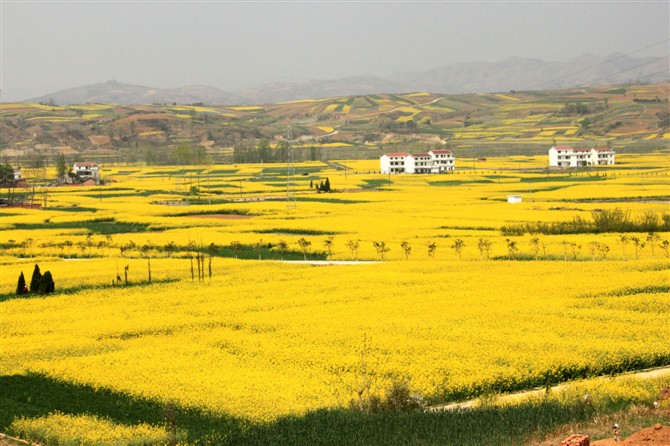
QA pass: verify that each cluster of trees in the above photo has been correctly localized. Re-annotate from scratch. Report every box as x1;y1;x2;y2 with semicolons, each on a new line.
232;139;323;164
558;101;607;116
310;178;331;193
16;264;54;296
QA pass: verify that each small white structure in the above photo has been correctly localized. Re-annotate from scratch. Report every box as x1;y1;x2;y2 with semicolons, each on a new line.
12;168;22;180
73;162;101;184
380;149;455;174
548;146;615;168
507;195;522;203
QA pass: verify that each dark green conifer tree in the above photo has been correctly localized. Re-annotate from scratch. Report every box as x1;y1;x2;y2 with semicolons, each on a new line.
38;271;55;294
29;264;42;293
16;271;26;295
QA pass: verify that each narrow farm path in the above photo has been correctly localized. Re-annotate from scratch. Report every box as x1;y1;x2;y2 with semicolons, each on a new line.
428;365;670;412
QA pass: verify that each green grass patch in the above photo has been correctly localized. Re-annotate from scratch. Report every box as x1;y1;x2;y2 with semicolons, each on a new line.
13;218;151;235
47;207;99;213
520;175;608;183
362;179;391;189
254;228;339;236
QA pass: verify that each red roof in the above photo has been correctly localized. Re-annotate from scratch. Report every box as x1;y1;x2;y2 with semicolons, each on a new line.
573;148;591;152
412;153;430;158
593;147;614;152
552;145;573;150
74;162;98;167
431;149;453;155
384;152;410;157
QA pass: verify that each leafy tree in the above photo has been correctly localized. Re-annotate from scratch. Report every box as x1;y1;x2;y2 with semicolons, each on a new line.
230;241;243;259
451;239;465;259
16;271;26;295
275;240;289;260
38;270;55;294
257;138;270;163
57;153;68;179
29;264;42;293
297;237;311;261
400;241;411;260
0;163;14;184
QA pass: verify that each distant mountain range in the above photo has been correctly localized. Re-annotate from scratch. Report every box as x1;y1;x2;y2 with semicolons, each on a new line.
28;53;668;106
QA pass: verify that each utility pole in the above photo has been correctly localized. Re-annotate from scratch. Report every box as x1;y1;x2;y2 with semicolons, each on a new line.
286;126;296;208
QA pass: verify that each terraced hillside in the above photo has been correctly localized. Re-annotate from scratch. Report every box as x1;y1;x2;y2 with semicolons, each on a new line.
1;82;667;165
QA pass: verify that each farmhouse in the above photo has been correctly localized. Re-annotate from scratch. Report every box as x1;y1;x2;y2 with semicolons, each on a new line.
73;162;102;184
380;149;455;174
549;146;615;168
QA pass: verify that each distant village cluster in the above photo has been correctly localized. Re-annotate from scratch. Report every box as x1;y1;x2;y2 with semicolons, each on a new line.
379;145;615;174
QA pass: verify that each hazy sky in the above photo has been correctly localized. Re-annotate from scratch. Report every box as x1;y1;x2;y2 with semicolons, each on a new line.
1;1;668;101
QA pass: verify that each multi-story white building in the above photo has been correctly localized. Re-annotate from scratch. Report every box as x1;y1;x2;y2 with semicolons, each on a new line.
548;146;615;168
73;162;101;183
380;150;455;174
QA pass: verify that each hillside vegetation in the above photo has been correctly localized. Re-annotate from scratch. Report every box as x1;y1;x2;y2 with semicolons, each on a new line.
1;82;668;165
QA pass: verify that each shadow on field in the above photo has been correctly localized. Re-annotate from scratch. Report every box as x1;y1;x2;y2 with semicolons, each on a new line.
0;373;608;445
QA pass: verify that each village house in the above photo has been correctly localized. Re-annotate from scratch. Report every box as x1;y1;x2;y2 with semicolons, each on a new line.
548;145;615;168
72;162;102;184
380;149;455;174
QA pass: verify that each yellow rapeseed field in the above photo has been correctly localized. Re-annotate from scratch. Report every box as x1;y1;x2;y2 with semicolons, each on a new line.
1;152;669;428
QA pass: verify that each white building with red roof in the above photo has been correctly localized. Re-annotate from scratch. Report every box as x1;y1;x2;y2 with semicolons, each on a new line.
549;146;615;168
380;149;455;174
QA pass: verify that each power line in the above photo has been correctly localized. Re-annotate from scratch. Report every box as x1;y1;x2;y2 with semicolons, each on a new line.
529;38;669;89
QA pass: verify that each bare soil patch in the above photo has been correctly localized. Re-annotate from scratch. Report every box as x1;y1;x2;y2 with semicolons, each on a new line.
592;423;670;446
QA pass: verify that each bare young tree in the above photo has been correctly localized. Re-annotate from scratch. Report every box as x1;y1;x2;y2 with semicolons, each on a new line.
451;239;465;259
530;237;540;259
372;241;390;260
477;237;492;260
297;237;311;261
619;234;629;260
400;240;412;260
630;237;645;260
506;238;518;259
346;239;360;260
324;236;334;260
427;241;437;259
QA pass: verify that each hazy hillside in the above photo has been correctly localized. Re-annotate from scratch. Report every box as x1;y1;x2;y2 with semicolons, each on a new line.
29;80;243;107
26;54;668;106
4;82;668;165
